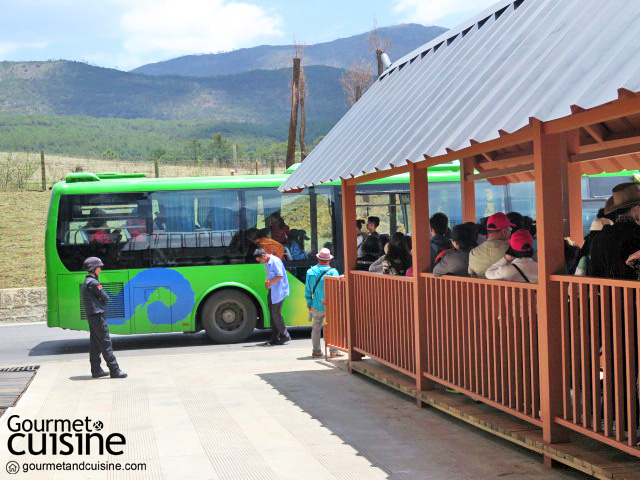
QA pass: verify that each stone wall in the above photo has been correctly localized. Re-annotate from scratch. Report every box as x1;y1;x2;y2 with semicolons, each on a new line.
0;288;47;324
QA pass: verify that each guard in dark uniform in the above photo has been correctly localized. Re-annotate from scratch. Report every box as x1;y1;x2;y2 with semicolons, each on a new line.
80;257;127;379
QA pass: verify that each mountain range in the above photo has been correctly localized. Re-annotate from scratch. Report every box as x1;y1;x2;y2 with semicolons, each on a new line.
0;24;447;156
131;24;446;77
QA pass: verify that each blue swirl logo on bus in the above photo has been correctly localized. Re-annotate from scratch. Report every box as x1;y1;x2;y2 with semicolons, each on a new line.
108;269;195;325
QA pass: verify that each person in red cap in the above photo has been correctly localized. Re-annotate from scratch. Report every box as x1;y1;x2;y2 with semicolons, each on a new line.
468;212;514;278
486;229;538;283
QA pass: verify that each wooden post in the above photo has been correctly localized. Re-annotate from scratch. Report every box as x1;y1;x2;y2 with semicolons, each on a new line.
567;162;583;245
255;160;259;175
270;158;275;175
409;163;433;399
285;57;301;168
232;144;238;172
460;157;476;223
154;159;160;178
531;118;570;460
341;180;364;364
40;150;46;191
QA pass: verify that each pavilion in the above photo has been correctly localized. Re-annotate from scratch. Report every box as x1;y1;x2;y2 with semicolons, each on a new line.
280;0;640;474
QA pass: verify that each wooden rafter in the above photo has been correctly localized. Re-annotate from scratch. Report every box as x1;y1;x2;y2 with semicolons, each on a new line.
571;105;607;144
477;149;533;171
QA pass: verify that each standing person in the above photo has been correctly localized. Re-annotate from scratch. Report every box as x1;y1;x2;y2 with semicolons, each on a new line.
255;249;291;346
356;219;367;257
305;248;343;358
468;212;514;278
429;212;453;269
590;182;640;279
80;257;127;379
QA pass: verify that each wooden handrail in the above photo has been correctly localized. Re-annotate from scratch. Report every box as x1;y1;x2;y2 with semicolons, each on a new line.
421;273;539;290
349;270;414;283
550;274;640;288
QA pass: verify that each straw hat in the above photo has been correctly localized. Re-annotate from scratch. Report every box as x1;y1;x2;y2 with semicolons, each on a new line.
603;182;640;214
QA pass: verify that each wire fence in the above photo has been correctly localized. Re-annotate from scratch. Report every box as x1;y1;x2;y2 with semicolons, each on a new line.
0;151;290;191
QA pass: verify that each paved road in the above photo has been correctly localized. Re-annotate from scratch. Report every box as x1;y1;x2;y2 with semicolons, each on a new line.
0;322;313;367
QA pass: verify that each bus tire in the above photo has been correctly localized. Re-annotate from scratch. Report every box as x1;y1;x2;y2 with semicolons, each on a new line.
201;290;258;343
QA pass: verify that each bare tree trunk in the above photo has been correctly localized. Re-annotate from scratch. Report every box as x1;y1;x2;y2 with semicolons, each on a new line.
285;57;301;168
376;49;383;76
298;71;308;161
355;84;362;103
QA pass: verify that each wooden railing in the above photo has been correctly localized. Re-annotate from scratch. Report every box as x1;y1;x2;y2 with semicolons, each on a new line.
552;275;640;457
352;271;416;377
422;274;541;425
324;276;348;352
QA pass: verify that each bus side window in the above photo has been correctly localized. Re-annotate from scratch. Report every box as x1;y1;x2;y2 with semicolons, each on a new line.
56;193;150;271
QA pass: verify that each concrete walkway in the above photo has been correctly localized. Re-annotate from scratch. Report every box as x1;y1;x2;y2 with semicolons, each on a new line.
0;343;585;479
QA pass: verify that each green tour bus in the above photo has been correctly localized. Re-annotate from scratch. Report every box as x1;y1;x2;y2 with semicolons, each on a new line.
45;163;638;343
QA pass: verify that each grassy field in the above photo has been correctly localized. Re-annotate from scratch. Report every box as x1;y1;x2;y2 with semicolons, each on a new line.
0;191;49;288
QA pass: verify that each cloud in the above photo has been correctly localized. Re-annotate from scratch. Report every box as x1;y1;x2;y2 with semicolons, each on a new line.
0;41;48;58
120;0;282;59
393;0;498;25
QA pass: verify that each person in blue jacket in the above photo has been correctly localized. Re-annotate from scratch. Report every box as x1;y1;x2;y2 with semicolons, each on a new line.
305;248;343;358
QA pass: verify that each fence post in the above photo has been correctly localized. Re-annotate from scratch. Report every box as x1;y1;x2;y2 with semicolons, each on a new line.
40;150;46;191
531;118;570;463
232;144;238;172
341;180;364;365
409;163;434;400
154;159;160;178
270;158;275;175
255;160;259;175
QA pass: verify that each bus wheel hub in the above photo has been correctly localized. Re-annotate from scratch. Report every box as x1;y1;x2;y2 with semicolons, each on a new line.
216;302;243;331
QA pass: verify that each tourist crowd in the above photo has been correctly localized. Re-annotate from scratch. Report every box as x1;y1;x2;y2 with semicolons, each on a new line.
355;181;640;284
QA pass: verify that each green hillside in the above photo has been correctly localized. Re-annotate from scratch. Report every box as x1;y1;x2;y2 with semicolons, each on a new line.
0;61;346;129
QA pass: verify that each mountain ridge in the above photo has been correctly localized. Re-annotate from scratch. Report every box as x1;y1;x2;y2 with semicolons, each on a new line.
131;23;447;77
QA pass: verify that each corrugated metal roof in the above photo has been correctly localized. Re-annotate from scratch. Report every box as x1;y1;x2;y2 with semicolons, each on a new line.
280;0;640;192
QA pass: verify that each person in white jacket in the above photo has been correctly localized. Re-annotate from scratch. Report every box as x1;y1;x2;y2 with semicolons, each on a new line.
485;229;538;283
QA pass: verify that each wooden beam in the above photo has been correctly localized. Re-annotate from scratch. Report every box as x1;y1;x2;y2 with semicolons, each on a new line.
618;88;637;99
578;132;640;154
477;150;533;170
466;163;533;181
571;105;606;144
545;95;640;134
570;142;640;164
344;163;411;185
418;125;534;169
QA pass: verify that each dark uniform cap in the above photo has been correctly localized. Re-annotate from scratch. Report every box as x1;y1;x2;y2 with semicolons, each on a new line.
83;257;104;271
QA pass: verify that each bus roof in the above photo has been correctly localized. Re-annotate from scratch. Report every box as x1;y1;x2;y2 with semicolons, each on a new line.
51;162;639;195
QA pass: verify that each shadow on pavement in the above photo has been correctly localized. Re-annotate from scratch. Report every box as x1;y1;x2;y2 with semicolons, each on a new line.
28;327;311;357
257;368;585;480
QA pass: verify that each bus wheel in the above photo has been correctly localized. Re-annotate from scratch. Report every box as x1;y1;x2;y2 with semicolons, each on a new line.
201;290;257;343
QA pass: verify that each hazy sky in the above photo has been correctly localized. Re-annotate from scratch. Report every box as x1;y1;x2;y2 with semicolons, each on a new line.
0;0;497;70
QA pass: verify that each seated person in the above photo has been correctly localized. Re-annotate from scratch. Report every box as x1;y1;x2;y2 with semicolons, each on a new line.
246;227;285;260
85;208;120;244
468;212;513;278
287;229;309;261
430;212;453;269
369;232;412;276
433;223;478;277
486;229;538;283
125;207;147;242
268;213;290;244
153;206;167;231
356;235;380;271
